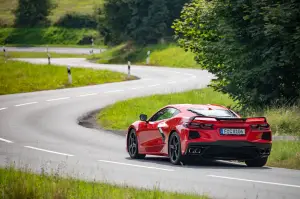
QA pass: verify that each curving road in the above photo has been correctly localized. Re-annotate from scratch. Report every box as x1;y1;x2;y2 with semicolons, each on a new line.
0;55;300;199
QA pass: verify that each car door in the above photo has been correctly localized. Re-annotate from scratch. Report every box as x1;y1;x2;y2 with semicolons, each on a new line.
139;107;179;153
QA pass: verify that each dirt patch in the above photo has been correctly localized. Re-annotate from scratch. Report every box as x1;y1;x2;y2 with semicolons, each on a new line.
77;108;127;136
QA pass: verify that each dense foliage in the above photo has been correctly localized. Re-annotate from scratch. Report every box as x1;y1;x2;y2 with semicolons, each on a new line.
173;0;300;108
96;0;190;45
54;12;97;29
13;0;56;27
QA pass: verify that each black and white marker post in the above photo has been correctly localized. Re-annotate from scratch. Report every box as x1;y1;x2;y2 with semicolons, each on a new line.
146;50;151;65
90;38;94;54
127;61;131;79
67;66;72;84
3;46;7;63
46;46;51;65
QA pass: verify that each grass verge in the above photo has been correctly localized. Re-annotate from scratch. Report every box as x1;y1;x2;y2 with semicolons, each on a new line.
267;141;300;169
0;58;135;95
88;43;200;68
0;27;101;46
0;166;208;199
97;88;300;137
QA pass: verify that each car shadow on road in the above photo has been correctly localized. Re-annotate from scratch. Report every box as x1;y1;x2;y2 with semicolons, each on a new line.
125;156;272;170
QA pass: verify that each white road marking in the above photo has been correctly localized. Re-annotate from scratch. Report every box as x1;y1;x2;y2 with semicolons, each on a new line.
131;87;143;90
104;90;124;93
15;102;38;107
78;93;98;97
167;81;176;84
208;175;300;189
0;107;7;111
46;97;70;102
24;146;74;157
148;84;160;87
0;138;13;143
98;160;174;171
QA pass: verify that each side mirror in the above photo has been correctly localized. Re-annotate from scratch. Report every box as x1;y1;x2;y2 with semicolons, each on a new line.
139;114;148;122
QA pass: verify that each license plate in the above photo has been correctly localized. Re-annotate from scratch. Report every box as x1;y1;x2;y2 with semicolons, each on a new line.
220;128;245;135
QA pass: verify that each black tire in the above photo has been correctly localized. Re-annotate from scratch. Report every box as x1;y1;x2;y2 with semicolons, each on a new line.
168;132;184;165
127;129;146;159
245;157;268;167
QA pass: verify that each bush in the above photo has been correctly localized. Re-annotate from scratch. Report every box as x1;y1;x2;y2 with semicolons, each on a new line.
54;12;97;29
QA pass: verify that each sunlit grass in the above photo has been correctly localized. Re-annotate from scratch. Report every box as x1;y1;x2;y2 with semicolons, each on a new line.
267;141;300;169
0;57;135;95
88;43;200;68
0;166;208;199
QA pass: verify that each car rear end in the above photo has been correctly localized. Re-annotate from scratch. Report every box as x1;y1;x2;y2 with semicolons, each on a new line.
182;116;272;162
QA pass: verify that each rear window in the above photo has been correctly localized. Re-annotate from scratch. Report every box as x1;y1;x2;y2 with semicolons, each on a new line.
188;108;237;118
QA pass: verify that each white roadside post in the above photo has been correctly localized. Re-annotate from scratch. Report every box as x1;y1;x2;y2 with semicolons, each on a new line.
127;61;131;79
146;50;151;65
3;46;7;63
67;66;72;84
47;52;51;65
91;38;94;54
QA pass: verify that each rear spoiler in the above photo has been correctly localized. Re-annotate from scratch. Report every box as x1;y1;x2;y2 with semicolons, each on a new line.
188;116;267;123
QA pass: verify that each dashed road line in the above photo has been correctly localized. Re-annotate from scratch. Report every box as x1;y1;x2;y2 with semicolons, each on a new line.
15;102;38;107
167;81;176;84
98;159;175;171
207;175;300;189
24;146;74;157
131;87;143;90
78;93;98;97
0;137;13;143
104;90;124;93
0;107;7;111
148;84;160;87
46;97;70;102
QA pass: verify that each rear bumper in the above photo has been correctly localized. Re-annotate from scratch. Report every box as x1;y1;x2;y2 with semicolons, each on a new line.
184;141;272;161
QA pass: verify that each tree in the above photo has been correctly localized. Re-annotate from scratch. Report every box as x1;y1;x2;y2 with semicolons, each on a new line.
14;0;56;27
173;0;300;108
97;0;190;45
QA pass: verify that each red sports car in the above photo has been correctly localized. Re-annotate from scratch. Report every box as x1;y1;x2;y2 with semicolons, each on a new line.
126;104;272;167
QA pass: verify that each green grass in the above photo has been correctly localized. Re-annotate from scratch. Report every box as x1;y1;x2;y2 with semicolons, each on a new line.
0;57;135;95
4;51;88;58
0;27;101;46
0;166;208;199
97;88;300;137
88;43;200;68
267;141;300;169
97;88;235;130
0;0;103;27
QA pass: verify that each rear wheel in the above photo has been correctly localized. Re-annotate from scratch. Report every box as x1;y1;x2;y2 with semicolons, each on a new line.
169;132;184;165
127;129;145;159
245;157;268;167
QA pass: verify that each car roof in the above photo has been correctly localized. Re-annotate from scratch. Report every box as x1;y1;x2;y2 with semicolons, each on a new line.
166;104;229;111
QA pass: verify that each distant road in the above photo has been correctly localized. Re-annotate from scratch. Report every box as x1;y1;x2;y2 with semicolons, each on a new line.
4;46;105;54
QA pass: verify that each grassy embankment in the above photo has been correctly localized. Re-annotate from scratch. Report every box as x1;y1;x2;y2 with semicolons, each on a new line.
88;43;200;68
0;0;104;26
0;166;208;199
97;88;300;169
0;27;102;46
0;56;135;95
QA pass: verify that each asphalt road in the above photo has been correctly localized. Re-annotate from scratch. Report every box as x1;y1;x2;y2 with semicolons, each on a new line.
4;46;104;54
0;57;300;199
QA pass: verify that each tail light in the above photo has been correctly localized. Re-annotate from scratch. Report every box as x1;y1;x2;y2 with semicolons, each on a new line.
251;123;270;130
183;122;214;129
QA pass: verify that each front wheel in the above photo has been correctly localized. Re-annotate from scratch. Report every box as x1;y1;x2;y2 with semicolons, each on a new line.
245;157;268;167
168;132;184;165
127;129;146;159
